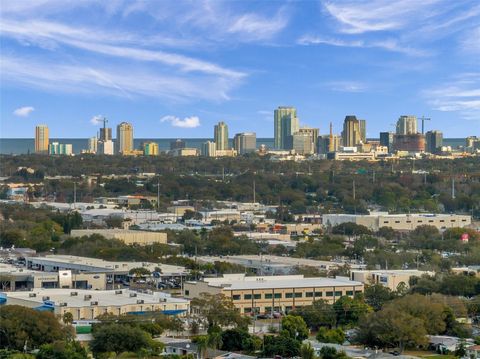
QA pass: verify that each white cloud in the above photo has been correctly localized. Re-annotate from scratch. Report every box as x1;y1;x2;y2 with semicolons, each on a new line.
160;115;201;128
13;106;35;117
228;11;288;41
328;81;368;93
423;73;480;120
297;35;429;56
460;27;480;54
90;115;105;125
323;0;440;34
1;55;239;102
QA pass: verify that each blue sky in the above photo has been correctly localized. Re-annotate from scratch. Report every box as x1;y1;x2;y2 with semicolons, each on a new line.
1;0;479;138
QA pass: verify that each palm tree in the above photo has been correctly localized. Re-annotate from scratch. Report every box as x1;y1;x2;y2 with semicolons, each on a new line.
300;342;316;359
195;335;209;359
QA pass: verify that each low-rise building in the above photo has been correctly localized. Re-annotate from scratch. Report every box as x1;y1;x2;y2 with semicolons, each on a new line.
184;274;364;315
70;229;167;246
323;212;472;231
350;269;433;291
3;288;190;320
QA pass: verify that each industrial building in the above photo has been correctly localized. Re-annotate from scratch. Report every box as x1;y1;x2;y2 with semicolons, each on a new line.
25;255;188;284
70;229;167;246
3;288;190;320
184;274;364;315
350;269;433;291
195;255;365;275
322;213;471;231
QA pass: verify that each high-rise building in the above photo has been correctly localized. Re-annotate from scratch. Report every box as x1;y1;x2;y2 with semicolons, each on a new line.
99;140;114;155
274;106;298;149
342;116;361;147
143;142;159;156
396;115;417;135
99;118;112;141
202;141;217;157
380;132;394;153
35;124;49;154
292;132;314;155
393;134;425;152
214;121;229;151
317;135;341;154
298;127;319;151
116;122;134;154
49;142;73;156
233;132;256;155
170;139;186;150
88;137;98;154
359;119;367;143
425;130;443;154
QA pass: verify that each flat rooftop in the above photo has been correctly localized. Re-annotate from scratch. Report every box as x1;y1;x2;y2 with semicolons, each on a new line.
189;275;362;290
196;255;358;268
26;255;187;275
5;288;189;307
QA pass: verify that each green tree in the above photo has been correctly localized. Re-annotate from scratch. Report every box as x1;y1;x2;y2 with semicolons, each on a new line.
300;342;316;359
36;340;88;359
0;305;71;351
333;295;370;326
292;300;337;330
364;284;397;311
281;315;309;341
316;328;345;344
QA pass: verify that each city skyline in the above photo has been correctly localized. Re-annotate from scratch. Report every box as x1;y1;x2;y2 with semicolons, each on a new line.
1;1;479;138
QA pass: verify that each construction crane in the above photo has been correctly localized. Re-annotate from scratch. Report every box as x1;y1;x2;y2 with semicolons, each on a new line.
418;115;431;134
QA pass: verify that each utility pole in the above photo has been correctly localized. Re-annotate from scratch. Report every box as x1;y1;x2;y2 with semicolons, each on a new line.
372;171;376;183
451;177;455;199
253;180;256;203
157;179;160;211
73;182;77;209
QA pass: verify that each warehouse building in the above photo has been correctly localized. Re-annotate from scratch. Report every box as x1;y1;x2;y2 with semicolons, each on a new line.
323;212;471;231
184;274;363;315
350;269;433;291
70;229;167;246
3;288;190;320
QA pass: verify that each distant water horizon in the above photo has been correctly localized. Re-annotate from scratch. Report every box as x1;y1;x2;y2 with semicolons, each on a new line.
0;138;467;155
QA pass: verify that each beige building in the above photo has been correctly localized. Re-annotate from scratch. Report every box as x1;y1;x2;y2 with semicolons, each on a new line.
116;122;134;154
214;121;229;151
5;289;190;320
70;229;167;246
170;148;199;157
184;274;363;315
35;124;49;154
323;213;472;231
350;270;433;291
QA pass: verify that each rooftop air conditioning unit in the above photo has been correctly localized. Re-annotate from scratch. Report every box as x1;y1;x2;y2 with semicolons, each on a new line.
29;293;37;297
136;299;144;304
59;302;67;307
84;294;92;300
70;292;78;296
115;290;123;295
90;301;98;306
129;293;137;297
42;296;50;301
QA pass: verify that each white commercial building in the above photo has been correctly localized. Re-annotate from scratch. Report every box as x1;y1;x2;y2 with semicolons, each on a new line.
323;212;471;231
3;288;190;320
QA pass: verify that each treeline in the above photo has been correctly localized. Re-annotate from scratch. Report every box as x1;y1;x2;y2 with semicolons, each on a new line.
2;155;479;215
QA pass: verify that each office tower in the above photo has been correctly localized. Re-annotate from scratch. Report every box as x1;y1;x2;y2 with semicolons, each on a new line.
298;127;319;151
292;132;314;155
143;142;159;156
35;124;49;154
233;132;256;155
274;106;298;149
214;121;229;151
425;130;443;154
359;119;366;143
99;118;112;141
99;140;114;155
342;115;361;147
380;132;394;153
88;137;98;154
466;136;479;149
202;141;217;157
317;134;341;154
328;122;334;152
396;115;417;135
393;134;425;152
49;142;72;155
116;122;134;154
170;139;186;150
